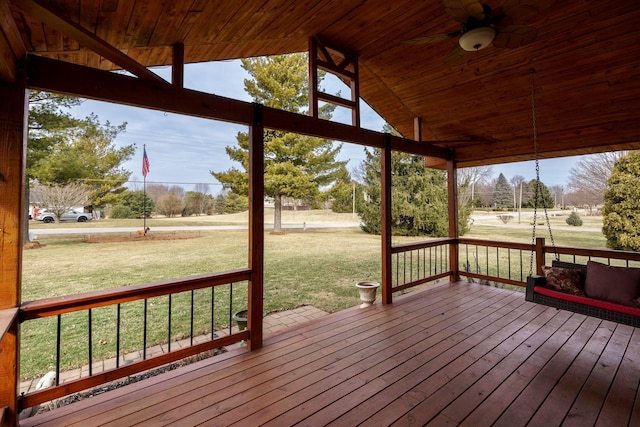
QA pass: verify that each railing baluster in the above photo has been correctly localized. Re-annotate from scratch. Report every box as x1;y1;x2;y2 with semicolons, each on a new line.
229;282;234;336
168;294;173;352
143;299;148;360
395;252;399;287
520;249;523;281
88;309;92;376
56;315;61;386
403;252;407;286
116;304;121;368
211;286;215;340
410;250;413;284
190;290;195;346
485;246;489;276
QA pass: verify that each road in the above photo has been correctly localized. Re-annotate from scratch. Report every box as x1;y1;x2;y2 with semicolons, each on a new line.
31;222;361;235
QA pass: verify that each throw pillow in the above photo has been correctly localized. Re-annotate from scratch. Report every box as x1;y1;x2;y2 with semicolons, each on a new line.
584;261;640;307
541;266;585;296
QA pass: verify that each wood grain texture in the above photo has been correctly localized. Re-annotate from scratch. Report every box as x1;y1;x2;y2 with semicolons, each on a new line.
20;283;640;426
4;0;639;165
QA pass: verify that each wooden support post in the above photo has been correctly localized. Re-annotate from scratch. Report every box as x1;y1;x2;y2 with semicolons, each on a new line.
447;158;460;281
535;237;546;276
0;62;27;427
308;38;319;120
414;117;422;142
172;42;184;88
350;56;360;128
248;103;264;350
381;134;393;304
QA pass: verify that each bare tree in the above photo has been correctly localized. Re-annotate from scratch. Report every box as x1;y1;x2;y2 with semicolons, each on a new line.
34;182;91;222
510;175;525;212
458;165;494;206
548;185;565;208
567;152;628;213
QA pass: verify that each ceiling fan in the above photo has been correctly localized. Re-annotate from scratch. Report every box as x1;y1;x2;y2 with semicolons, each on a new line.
406;0;554;63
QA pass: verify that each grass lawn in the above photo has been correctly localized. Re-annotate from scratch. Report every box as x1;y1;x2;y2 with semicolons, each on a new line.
19;210;608;379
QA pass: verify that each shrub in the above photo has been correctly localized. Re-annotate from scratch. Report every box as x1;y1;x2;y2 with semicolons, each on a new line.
566;211;583;226
109;205;133;219
497;214;513;224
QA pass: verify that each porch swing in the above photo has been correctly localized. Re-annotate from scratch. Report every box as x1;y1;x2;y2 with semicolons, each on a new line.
523;69;640;327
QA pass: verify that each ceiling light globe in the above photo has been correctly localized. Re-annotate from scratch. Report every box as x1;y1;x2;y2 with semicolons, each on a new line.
459;27;496;51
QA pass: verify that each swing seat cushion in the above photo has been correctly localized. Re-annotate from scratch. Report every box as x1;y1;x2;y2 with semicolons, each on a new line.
533;286;640;317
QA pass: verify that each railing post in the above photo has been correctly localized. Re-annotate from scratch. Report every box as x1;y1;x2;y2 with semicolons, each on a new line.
0;61;27;427
447;158;459;281
248;104;264;350
535;237;546;276
381;134;393;304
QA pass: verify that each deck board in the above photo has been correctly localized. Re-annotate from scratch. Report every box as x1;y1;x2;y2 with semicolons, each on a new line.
21;282;640;427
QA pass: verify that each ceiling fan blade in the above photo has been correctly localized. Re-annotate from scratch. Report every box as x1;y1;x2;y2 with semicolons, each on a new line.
404;31;461;45
444;45;467;65
502;0;555;21
442;0;486;23
493;25;537;48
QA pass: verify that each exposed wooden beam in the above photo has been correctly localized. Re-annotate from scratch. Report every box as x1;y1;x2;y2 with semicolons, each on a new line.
11;0;166;84
0;0;26;82
27;55;451;160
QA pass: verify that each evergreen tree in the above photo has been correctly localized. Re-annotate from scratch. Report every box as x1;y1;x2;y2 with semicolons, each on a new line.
492;173;512;209
117;190;154;218
328;165;364;213
212;54;345;232
524;179;554;209
359;147;469;236
602;151;640;251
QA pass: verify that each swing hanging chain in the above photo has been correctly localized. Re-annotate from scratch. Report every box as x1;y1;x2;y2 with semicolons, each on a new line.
529;68;559;277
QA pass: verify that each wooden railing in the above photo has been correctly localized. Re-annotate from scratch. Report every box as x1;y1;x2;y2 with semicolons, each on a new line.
394;237;640;291
390;238;453;292
535;237;640;271
458;238;534;288
18;268;252;411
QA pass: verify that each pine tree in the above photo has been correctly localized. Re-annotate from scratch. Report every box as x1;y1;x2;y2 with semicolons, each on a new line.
212;54;345;232
492;173;512;209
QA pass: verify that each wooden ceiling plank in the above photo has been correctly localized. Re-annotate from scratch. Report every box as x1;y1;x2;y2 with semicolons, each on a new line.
183;1;242;45
11;0;166;83
147;2;197;47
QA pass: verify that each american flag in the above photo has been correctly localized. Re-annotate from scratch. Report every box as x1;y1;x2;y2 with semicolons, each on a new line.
142;147;150;177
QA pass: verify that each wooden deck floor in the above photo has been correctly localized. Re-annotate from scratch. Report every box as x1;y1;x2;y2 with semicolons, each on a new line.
22;282;640;426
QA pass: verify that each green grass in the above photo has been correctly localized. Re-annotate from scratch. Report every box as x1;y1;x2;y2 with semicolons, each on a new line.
20;211;611;380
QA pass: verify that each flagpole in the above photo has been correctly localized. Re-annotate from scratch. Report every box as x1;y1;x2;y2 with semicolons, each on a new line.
143;144;147;234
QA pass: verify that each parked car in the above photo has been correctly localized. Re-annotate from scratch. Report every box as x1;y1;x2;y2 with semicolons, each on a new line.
35;210;92;223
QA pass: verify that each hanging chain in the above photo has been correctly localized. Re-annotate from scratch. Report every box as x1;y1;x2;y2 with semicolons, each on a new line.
529;68;558;276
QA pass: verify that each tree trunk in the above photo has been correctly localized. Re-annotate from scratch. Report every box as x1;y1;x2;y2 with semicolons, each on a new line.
274;193;282;232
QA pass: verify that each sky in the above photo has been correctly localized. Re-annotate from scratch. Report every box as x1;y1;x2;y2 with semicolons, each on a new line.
68;60;577;194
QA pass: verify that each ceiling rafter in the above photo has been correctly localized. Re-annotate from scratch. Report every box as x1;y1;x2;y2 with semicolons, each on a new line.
0;0;25;81
10;0;167;84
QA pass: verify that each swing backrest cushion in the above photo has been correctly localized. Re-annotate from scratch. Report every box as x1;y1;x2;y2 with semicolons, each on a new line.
541;265;585;296
584;261;640;307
